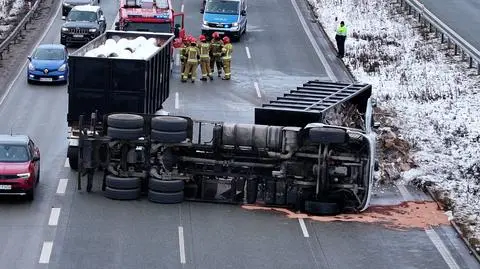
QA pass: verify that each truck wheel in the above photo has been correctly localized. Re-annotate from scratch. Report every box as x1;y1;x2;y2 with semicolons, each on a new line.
107;127;144;140
151;116;188;131
106;175;141;189
151;130;187;143
67;146;79;170
148;190;184;204
148;177;184;192
246;180;258;204
304;201;340;216
309;128;348;144
107;114;144;129
104;186;141;200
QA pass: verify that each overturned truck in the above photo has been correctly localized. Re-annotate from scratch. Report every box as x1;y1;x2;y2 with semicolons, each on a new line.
71;79;377;215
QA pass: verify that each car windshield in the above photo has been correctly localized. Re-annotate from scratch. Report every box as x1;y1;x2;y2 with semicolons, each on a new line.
124;22;171;33
67;10;97;22
33;47;65;60
0;144;29;162
205;0;239;15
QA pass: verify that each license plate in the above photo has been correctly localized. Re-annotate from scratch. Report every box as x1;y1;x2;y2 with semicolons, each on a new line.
73;34;83;38
0;185;11;190
40;77;53;82
217;32;225;35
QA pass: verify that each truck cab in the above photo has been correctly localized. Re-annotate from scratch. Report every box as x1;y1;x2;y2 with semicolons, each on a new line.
201;0;247;41
114;0;184;36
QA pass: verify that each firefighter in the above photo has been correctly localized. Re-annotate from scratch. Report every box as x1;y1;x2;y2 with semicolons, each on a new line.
221;36;233;80
179;35;190;77
210;32;224;77
335;21;347;58
182;37;200;83
198;34;213;81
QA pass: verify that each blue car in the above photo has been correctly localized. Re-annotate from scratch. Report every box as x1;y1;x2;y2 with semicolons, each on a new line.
27;44;68;84
201;0;247;41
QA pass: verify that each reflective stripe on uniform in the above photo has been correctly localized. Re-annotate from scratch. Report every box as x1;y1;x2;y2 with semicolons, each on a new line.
187;47;198;62
222;44;233;60
200;42;210;58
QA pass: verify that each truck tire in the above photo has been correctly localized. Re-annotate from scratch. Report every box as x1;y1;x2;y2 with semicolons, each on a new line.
309;128;348;144
104;186;141;200
67;146;79;170
148;177;184;192
151;130;187;143
107;127;144;140
106;175;141;189
304;201;340;216
151;116;188;132
246;180;258;204
107;114;144;129
148;190;184;204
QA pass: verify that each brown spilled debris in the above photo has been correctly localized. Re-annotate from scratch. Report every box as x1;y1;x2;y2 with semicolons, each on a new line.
242;201;450;231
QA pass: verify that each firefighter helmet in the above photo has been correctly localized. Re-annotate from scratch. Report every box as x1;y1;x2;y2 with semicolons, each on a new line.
212;32;220;39
199;34;206;42
190;37;197;43
222;36;230;44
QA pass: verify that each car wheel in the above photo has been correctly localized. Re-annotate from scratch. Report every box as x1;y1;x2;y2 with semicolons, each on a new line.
26;188;34;201
27;78;33;84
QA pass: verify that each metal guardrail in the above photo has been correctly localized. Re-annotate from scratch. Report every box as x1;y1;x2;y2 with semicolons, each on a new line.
0;0;41;59
394;0;480;75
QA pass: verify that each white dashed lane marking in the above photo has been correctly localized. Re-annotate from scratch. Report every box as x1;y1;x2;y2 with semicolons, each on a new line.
38;242;53;264
254;82;261;98
298;218;310;238
64;158;69;168
56;178;68;194
245;46;251;59
48;208;61;226
178;226;186;264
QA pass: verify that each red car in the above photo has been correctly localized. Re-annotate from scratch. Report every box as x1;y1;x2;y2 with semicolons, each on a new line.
0;135;40;201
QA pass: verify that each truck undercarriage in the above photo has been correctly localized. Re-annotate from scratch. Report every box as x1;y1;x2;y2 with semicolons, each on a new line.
70;81;376;216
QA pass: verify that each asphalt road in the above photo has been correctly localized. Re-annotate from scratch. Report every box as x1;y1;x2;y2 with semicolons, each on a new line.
419;0;480;50
0;0;479;268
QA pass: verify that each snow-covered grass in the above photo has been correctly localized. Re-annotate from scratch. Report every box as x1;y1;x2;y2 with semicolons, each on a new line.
307;0;480;249
0;0;27;39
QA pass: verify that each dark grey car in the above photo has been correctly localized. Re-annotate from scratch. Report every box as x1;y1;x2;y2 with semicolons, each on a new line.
62;0;99;17
60;5;106;47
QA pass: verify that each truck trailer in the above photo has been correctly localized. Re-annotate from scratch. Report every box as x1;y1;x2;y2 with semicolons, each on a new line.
67;30;175;170
69;60;377;216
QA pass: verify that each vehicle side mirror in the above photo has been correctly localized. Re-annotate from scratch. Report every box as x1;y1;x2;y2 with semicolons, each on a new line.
200;8;204;14
32;156;40;162
62;16;66;20
27;56;31;61
241;10;246;16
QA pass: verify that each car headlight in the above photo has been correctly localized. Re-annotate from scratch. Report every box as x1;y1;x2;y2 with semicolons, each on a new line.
28;63;35;71
232;22;238;27
89;28;97;33
17;173;31;179
58;64;66;72
203;20;208;26
62;27;69;32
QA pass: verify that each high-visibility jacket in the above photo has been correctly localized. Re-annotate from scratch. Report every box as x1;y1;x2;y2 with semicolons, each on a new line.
222;43;233;60
186;46;199;62
179;44;187;61
211;40;223;57
336;25;347;36
199;42;211;58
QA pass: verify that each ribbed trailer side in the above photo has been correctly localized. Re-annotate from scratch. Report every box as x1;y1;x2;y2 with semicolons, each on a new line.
254;81;372;127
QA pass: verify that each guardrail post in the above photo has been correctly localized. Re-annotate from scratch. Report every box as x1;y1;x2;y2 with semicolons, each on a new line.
408;5;411;15
454;44;458;55
441;33;444;43
469;57;473;68
429;23;432;33
447;38;451;49
477;63;480;76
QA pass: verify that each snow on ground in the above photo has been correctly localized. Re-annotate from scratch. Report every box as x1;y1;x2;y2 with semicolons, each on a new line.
0;0;27;39
307;0;480;248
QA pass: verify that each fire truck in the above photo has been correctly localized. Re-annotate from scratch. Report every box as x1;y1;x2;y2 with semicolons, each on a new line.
114;0;184;37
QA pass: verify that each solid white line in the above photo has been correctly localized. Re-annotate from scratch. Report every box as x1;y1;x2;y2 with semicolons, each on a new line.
56;178;68;194
181;4;184;13
245;46;251;59
175;92;179;109
178;226;186;264
38;241;53;264
0;0;62;107
298;218;310;238
397;184;414;201
425;229;461;269
48;208;61;226
64;158;70;168
253;82;261;98
289;0;336;81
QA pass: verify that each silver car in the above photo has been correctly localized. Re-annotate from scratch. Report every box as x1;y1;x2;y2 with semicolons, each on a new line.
62;0;99;17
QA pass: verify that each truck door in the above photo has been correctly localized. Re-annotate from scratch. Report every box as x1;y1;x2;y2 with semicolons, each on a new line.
173;12;184;38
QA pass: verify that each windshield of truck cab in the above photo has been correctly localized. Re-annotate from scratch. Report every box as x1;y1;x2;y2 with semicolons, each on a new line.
124;22;171;33
205;0;240;15
0;144;29;162
67;10;98;22
33;47;65;60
